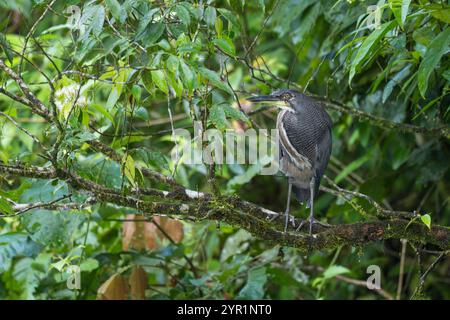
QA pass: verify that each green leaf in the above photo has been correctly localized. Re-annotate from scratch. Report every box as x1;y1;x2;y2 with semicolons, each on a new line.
90;103;115;125
424;4;450;24
136;148;169;170
222;104;249;123
204;6;217;27
13;255;50;299
412;96;443;120
21;210;85;246
227;157;272;191
269;0;314;37
0;233;42;272
382;65;411;103
167;72;183;97
91;5;105;37
213;37;236;56
392;143;411;170
220;229;252;262
142;22;165;45
238;267;267;299
179;60;195;94
420;214;431;230
209;104;228;131
151;70;168;94
0;196;14;215
418;28;450;98
0;32;13;63
174;3;191;27
198;67;233;95
323;265;350;279
141;69;154;93
217;8;240;29
50;259;67;272
122;154;136;185
349;21;397;85
80;258;99;272
335;153;371;183
166;55;179;75
291;2;321;44
228;0;244;13
259;246;280;263
135;8;158;40
131;84;142;103
215;17;223;36
389;0;411;28
105;0;124;23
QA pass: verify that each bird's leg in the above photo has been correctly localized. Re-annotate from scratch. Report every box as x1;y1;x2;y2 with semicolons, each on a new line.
308;178;315;235
284;180;292;233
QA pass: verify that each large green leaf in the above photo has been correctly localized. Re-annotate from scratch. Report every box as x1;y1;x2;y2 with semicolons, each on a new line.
238;267;267;299
179;60;196;94
198;67;233;95
105;0;124;23
212;37;236;57
424;4;450;24
349;21;397;84
151;70;168;94
0;233;42;272
389;0;411;28
209;104;228;131
21;210;85;246
418;28;450;98
323;265;350;279
0;196;14;215
174;3;191;27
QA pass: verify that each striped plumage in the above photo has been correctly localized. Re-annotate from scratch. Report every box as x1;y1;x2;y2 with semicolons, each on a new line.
276;91;332;206
248;89;332;234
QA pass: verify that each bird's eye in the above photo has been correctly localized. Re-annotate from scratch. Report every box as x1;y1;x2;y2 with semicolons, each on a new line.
282;93;292;100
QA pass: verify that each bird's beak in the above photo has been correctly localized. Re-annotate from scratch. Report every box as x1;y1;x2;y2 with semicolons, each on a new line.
247;94;295;112
246;94;281;102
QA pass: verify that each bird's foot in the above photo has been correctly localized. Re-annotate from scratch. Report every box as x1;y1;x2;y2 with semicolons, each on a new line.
266;212;281;222
295;217;329;235
265;212;296;233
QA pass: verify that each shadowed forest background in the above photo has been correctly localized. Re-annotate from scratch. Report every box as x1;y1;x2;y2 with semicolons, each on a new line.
0;0;449;300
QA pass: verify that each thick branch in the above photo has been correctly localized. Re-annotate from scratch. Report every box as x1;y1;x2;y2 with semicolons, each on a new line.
1;163;448;252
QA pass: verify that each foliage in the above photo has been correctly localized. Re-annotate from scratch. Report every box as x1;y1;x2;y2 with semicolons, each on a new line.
0;0;449;300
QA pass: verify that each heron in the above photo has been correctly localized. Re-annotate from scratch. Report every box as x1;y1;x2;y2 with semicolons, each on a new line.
247;89;332;235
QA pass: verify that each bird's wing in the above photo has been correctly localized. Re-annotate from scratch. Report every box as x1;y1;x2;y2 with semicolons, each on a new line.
277;110;313;171
281;107;332;179
313;126;332;190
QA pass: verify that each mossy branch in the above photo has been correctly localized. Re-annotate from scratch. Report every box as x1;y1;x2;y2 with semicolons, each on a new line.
1;163;449;252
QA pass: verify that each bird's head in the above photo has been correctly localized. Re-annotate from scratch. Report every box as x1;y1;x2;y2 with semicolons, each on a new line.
247;89;304;112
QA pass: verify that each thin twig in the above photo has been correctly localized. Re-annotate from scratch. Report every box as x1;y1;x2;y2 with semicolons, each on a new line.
397;239;407;300
410;251;448;299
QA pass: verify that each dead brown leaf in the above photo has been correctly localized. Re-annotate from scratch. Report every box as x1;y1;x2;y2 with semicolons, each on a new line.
153;216;184;243
97;274;128;300
122;214;158;250
129;266;147;300
122;214;184;251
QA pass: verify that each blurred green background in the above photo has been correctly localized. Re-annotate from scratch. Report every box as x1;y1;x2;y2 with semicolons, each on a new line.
0;0;449;299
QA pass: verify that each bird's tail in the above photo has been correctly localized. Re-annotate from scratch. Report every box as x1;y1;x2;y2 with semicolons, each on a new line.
292;185;310;207
292;177;321;208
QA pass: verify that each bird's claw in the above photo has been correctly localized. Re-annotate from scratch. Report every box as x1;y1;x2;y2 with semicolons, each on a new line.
266;213;281;222
296;217;324;235
266;213;296;233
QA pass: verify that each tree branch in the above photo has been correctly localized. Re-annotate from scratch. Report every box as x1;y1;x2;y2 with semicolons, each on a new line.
0;59;52;120
1;163;449;252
